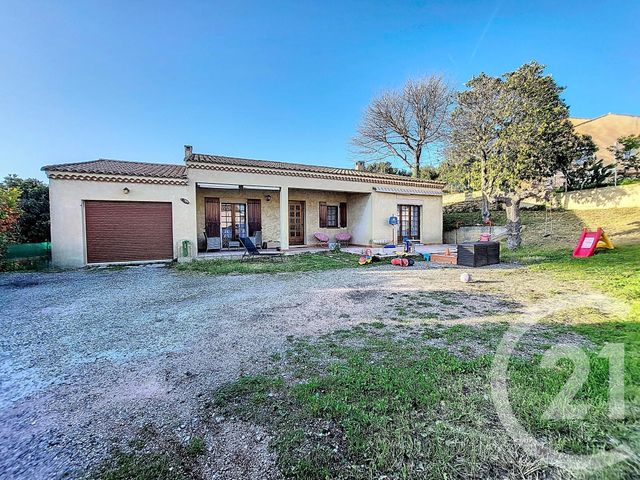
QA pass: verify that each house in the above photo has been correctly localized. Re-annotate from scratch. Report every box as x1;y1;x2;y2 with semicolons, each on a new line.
43;146;445;268
570;113;640;165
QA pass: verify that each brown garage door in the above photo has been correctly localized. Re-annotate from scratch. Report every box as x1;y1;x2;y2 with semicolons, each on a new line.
85;201;173;264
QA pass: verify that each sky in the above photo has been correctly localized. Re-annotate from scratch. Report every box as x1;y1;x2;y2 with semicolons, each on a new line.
1;0;638;180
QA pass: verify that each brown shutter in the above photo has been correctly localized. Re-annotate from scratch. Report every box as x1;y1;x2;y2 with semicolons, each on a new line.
339;202;347;228
247;199;262;236
319;202;327;228
205;197;220;237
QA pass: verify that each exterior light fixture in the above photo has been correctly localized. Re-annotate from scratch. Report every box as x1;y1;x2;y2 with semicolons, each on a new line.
180;197;190;204
265;194;272;202
122;187;130;194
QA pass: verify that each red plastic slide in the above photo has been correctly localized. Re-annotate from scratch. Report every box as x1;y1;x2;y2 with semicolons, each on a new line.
573;228;603;257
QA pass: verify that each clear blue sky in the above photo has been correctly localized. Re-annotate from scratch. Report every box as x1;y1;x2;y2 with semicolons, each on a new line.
1;0;638;180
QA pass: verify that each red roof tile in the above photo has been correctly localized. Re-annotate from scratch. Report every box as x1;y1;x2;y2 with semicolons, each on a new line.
43;159;188;179
186;153;445;187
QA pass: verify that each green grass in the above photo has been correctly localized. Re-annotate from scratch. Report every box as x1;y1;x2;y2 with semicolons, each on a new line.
94;218;640;478
91;451;184;480
207;240;640;478
174;251;387;275
213;323;640;479
502;243;640;319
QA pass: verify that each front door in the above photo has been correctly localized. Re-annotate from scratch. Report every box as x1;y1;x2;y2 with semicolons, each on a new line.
288;201;305;245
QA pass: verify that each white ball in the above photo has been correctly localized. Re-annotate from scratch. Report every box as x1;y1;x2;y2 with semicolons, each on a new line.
460;272;472;283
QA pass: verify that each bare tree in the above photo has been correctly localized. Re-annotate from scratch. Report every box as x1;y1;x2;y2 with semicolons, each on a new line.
352;75;455;178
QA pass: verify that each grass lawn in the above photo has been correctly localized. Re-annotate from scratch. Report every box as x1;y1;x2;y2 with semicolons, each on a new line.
95;208;639;479
204;243;640;479
173;251;387;275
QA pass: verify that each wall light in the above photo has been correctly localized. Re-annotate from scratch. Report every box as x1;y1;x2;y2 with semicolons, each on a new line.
265;194;272;202
180;197;190;204
122;187;130;194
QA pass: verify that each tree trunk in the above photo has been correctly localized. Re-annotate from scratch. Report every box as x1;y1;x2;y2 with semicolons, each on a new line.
504;196;522;250
481;191;491;224
480;153;491;223
412;149;421;178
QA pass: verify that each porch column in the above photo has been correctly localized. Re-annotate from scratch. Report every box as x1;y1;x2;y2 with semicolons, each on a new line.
279;186;289;250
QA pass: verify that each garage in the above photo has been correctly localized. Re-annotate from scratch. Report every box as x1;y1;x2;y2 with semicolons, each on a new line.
84;201;174;264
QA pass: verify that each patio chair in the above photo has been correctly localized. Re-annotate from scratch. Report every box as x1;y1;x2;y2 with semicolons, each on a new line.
313;232;330;247
335;231;352;247
239;237;284;261
204;231;221;252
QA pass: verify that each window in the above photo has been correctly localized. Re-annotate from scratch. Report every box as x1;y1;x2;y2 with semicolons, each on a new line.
326;205;338;228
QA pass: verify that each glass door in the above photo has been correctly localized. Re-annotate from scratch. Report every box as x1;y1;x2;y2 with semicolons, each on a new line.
398;205;420;243
221;203;247;247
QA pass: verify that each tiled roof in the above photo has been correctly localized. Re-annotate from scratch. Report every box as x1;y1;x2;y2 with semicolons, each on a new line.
373;186;442;196
42;159;188;179
186;153;445;188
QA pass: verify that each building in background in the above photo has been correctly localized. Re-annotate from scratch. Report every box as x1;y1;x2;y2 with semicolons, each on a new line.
570;113;640;165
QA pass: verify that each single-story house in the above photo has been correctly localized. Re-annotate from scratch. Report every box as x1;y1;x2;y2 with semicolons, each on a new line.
43;146;445;268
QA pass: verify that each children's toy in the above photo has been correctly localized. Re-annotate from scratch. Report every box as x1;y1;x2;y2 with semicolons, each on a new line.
429;248;458;265
391;257;415;267
460;272;472;283
358;248;373;265
573;228;614;258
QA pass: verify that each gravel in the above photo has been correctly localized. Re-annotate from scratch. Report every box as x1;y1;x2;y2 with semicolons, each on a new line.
0;261;617;479
0;263;422;479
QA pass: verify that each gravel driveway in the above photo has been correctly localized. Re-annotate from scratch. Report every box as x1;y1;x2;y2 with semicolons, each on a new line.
1;263;434;479
1;261;595;479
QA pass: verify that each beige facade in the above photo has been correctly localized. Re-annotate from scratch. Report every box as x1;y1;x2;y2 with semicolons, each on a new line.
45;151;445;267
570;114;640;165
48;177;195;268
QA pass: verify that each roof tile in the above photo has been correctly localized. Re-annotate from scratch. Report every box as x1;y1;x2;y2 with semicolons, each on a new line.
43;159;188;179
186;153;445;187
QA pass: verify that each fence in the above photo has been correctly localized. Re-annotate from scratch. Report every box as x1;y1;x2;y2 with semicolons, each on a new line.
6;242;52;261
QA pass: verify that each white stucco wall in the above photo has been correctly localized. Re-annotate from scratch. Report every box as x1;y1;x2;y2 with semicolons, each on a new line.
371;192;443;245
49;178;195;268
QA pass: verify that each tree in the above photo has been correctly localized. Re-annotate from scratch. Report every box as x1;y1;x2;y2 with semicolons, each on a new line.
353;75;455;178
419;165;440;181
0;186;21;261
448;62;583;249
363;161;410;176
448;73;505;222
556;132;601;190
609;134;640;178
1;175;50;243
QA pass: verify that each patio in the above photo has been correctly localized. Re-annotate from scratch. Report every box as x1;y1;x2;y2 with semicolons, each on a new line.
195;243;456;260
